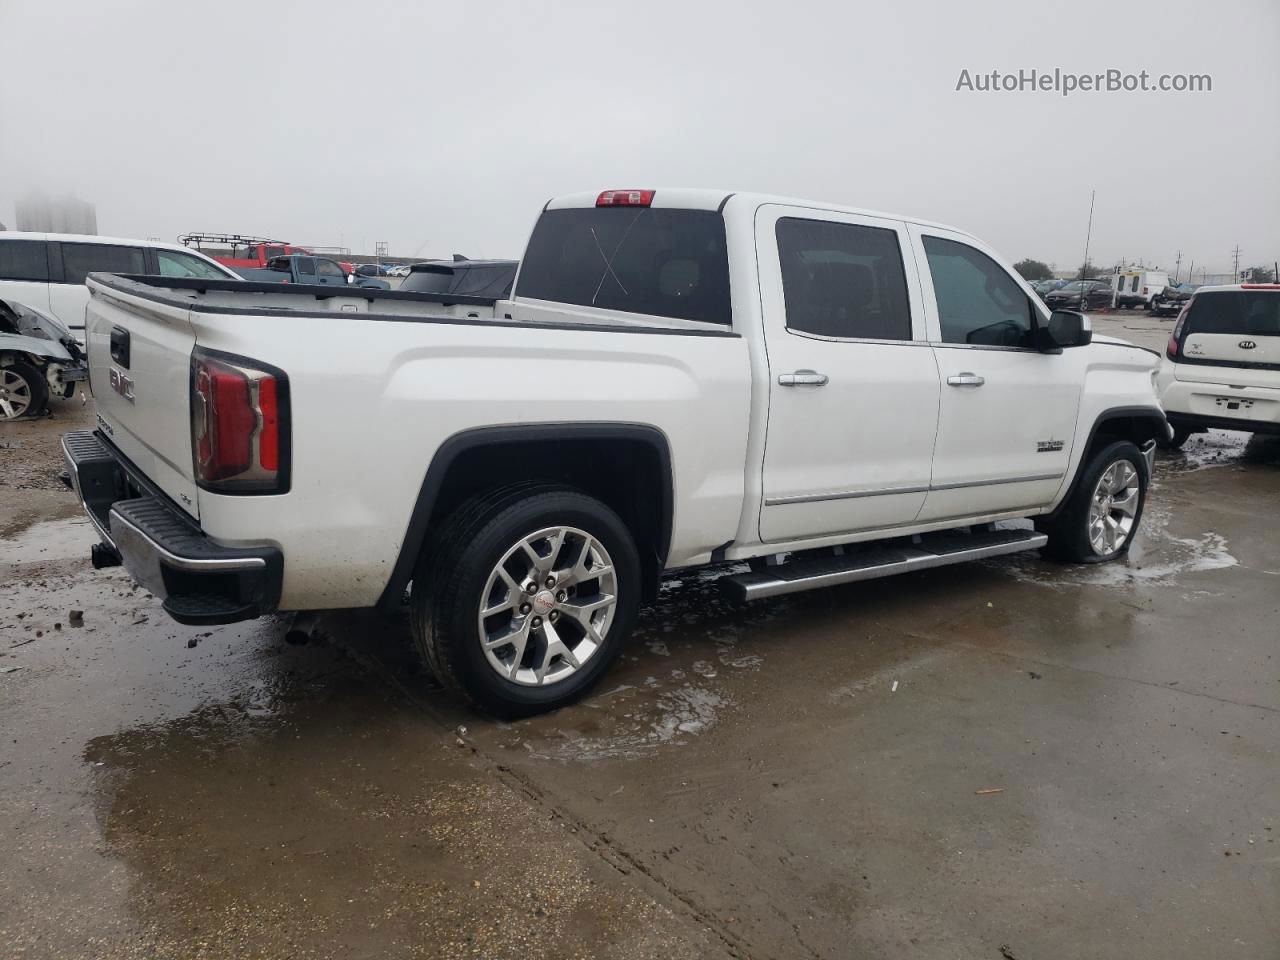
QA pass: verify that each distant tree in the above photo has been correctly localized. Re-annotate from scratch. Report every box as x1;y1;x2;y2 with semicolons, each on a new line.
1077;260;1102;279
1244;265;1276;283
1013;258;1054;281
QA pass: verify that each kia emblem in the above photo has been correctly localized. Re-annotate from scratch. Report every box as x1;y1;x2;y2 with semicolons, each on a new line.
1238;340;1257;350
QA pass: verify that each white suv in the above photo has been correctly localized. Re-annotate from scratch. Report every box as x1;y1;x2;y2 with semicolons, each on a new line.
0;233;237;339
1159;283;1280;447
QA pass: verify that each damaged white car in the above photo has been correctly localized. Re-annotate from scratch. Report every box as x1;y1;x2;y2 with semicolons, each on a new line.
0;297;88;419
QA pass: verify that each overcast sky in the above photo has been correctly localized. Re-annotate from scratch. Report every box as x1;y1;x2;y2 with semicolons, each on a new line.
1;0;1277;275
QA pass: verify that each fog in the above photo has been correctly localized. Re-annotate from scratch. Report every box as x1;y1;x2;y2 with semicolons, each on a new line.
1;0;1276;274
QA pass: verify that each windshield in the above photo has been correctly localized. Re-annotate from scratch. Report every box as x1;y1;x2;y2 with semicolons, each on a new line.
1060;281;1087;292
516;207;731;325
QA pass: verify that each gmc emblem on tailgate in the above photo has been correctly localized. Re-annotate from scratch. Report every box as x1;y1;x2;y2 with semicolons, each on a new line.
1238;340;1257;350
109;367;135;402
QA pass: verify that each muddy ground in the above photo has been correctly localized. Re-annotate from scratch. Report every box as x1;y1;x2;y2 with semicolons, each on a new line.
1;314;1277;959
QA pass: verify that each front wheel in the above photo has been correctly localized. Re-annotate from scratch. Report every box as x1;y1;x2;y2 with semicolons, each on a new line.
0;361;48;420
1037;441;1148;563
411;486;640;716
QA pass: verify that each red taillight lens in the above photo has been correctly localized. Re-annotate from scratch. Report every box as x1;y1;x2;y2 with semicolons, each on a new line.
1166;302;1192;360
258;377;279;472
191;349;289;493
596;189;654;207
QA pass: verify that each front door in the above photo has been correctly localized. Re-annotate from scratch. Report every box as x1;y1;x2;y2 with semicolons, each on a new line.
314;258;345;285
757;206;940;543
909;226;1082;523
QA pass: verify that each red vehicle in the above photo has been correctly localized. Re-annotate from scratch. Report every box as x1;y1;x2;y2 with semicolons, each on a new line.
179;234;352;276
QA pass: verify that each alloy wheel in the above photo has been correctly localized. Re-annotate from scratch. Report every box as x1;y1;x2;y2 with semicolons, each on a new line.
1088;460;1140;555
0;368;34;420
476;525;618;686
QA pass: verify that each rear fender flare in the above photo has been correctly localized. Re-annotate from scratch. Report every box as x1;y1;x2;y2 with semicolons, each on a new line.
375;423;674;614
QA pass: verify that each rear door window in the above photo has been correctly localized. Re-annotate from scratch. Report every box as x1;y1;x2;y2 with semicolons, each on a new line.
0;239;50;281
775;217;912;340
1183;291;1280;337
59;243;147;285
517;207;731;325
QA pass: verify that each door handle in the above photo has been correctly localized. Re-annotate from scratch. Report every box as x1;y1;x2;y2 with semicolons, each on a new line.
947;373;985;387
778;370;829;387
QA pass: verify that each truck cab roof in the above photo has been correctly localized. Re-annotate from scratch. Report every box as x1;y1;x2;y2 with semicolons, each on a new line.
545;188;971;237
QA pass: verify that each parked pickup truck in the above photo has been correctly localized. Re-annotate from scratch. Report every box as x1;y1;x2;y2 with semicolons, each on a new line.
178;234;354;276
65;188;1168;715
240;254;391;289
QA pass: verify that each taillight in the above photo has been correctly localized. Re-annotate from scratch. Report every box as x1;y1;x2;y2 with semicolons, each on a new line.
1167;302;1192;360
190;348;289;493
596;189;654;207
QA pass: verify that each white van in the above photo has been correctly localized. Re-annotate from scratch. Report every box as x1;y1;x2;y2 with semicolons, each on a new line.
1159;283;1280;446
1112;269;1171;310
0;233;236;339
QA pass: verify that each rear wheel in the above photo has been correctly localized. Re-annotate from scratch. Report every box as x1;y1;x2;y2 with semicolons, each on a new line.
0;361;47;420
1038;441;1148;563
411;486;640;716
1157;425;1192;450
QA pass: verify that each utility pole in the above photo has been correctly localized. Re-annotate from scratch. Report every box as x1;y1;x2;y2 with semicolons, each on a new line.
1081;190;1096;279
1232;244;1242;281
1174;249;1182;283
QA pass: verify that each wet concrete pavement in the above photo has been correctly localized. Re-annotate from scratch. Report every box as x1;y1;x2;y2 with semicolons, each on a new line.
1;315;1277;958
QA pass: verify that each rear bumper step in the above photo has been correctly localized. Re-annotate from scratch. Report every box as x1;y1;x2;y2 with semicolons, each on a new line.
721;527;1047;602
62;430;282;625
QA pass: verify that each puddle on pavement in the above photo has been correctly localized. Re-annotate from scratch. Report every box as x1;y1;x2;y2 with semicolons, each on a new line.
0;514;98;564
493;568;781;762
1157;429;1280;476
999;457;1243;591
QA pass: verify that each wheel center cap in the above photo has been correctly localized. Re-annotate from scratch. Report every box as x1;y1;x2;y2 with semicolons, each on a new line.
532;591;556;616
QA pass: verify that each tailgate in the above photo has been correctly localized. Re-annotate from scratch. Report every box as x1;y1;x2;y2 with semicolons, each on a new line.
85;277;200;518
1177;333;1280;386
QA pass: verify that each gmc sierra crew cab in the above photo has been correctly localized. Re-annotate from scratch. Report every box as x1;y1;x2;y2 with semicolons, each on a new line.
64;188;1169;715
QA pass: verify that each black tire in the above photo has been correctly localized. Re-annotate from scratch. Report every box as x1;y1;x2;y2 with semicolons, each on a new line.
1036;440;1148;564
1157;425;1192;450
0;360;48;420
410;485;641;716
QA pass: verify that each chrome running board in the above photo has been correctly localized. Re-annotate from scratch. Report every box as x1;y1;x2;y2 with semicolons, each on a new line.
721;528;1047;602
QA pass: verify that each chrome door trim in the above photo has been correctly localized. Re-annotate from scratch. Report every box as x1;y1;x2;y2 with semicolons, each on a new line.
765;484;929;506
765;472;1062;506
929;472;1062;491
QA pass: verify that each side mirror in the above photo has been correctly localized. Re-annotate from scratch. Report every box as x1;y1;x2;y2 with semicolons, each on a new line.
346;273;355;285
1039;310;1093;351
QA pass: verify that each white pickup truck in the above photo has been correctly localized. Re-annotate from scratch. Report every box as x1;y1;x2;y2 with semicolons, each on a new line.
64;188;1168;714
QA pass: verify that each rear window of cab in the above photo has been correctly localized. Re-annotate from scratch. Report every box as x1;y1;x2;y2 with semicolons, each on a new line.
516;207;731;326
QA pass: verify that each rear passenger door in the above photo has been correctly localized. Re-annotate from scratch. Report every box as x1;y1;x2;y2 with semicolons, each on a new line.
757;206;940;542
294;257;318;284
48;241;147;336
909;226;1081;522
